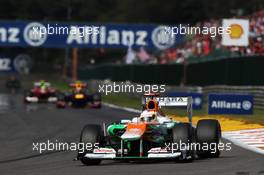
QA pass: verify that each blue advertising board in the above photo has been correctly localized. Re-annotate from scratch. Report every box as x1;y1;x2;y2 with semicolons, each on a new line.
0;56;14;73
208;93;253;115
0;21;184;49
166;92;203;109
0;54;32;74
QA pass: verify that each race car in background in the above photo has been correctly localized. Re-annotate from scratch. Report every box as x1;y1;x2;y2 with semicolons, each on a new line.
24;80;58;103
56;81;101;108
77;93;221;165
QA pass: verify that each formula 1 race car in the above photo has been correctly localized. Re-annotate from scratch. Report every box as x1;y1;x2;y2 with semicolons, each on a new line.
56;81;101;108
77;93;221;165
24;80;58;103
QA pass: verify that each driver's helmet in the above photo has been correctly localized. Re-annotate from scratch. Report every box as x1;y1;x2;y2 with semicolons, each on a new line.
139;110;157;122
74;81;83;92
39;80;47;88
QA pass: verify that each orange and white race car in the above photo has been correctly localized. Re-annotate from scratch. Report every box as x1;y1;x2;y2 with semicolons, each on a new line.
77;93;221;165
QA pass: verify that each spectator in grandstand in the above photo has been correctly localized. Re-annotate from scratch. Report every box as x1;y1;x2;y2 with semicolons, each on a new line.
174;11;264;61
159;52;168;64
136;47;151;63
124;46;136;64
166;48;177;62
125;10;264;65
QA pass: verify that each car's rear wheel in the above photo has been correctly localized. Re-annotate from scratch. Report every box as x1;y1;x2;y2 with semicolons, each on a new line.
196;119;221;158
92;93;102;108
78;124;104;165
24;90;32;103
172;123;194;162
56;93;66;108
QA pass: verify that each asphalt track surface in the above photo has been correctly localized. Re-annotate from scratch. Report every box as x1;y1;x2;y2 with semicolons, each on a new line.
0;94;263;175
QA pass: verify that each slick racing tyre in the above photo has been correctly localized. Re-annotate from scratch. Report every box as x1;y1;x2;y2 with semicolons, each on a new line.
24;90;32;103
172;123;194;162
78;124;104;165
196;119;221;158
92;93;102;108
56;93;66;108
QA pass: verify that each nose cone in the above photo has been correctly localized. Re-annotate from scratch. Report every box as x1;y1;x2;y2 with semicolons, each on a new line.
121;123;146;140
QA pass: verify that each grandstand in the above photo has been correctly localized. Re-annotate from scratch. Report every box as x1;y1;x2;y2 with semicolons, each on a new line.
126;10;264;64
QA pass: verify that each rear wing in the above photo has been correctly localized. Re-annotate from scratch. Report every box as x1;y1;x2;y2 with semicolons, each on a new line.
142;96;193;124
69;83;87;88
34;82;51;87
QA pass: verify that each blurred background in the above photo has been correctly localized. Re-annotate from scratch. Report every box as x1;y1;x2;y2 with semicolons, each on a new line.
1;0;264;113
1;2;264;173
0;0;264;76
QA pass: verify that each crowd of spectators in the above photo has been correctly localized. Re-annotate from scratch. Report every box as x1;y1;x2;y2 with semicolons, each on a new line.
125;10;264;64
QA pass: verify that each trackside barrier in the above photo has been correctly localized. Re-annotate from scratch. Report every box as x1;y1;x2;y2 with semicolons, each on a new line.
87;80;264;109
78;56;264;86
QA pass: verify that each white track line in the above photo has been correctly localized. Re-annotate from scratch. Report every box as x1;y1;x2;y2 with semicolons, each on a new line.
103;102;264;155
103;102;141;114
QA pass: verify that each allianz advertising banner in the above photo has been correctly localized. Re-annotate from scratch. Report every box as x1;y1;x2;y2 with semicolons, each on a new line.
208;93;253;115
0;54;32;74
166;92;203;109
0;56;14;72
0;21;183;49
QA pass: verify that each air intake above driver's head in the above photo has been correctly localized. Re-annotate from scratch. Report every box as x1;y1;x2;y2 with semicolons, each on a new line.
146;100;158;111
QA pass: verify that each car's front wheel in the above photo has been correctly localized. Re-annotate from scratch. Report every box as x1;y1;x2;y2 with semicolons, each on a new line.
24;90;32;103
78;124;104;165
172;123;194;162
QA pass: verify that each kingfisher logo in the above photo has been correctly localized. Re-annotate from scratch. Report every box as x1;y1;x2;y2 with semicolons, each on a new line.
208;94;253;115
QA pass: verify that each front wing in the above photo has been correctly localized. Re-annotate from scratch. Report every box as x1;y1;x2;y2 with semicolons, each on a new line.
25;96;57;103
82;147;182;160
